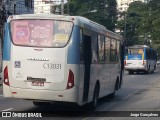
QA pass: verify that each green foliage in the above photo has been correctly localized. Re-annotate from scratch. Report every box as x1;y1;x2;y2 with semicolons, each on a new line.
63;0;118;32
116;0;160;49
61;0;160;53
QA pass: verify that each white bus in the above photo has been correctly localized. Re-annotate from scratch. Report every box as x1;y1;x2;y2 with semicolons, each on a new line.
125;45;157;74
3;14;124;109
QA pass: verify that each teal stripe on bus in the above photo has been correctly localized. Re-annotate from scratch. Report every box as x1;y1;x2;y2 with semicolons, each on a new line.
3;23;11;61
144;48;146;60
67;26;80;64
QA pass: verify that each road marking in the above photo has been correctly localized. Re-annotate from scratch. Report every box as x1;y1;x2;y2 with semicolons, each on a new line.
2;108;13;111
100;89;141;111
131;75;135;77
122;89;140;101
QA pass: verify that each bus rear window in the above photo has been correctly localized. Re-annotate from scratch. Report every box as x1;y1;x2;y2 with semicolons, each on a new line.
128;48;144;55
11;20;73;47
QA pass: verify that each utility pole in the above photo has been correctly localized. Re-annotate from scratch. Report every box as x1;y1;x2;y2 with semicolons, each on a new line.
67;0;69;15
61;0;64;15
0;0;5;43
5;0;9;19
124;13;127;46
13;0;16;14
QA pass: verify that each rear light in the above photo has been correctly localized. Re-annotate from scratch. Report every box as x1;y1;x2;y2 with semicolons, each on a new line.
143;60;146;66
4;66;10;86
66;69;74;89
124;60;126;66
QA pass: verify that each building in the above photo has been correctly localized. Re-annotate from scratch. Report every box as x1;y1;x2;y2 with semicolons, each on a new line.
34;0;55;14
4;0;59;15
117;0;149;12
4;0;34;15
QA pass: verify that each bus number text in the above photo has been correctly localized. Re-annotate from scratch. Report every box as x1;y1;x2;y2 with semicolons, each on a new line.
43;63;61;69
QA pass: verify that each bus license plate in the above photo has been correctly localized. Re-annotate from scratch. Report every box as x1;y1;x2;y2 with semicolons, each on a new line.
31;81;44;86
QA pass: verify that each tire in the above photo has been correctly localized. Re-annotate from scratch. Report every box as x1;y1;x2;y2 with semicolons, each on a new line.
90;84;99;110
145;66;150;74
151;65;156;73
128;71;134;75
33;101;51;107
109;79;118;99
109;90;115;99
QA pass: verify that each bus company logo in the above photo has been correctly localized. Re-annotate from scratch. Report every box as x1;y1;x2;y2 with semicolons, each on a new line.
14;61;21;68
1;112;42;117
2;112;11;117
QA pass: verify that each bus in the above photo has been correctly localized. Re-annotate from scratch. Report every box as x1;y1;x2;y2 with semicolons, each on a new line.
3;14;124;109
125;45;157;74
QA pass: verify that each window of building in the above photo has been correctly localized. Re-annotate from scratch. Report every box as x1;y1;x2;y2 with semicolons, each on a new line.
25;0;33;9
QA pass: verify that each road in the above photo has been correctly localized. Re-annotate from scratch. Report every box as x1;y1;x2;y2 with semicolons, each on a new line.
0;68;160;120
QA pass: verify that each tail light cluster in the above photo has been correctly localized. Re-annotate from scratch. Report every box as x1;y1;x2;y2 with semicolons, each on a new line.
124;60;126;66
66;69;74;89
142;60;146;66
4;66;10;86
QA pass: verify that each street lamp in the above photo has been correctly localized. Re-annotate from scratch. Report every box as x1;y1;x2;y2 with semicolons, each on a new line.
80;10;97;16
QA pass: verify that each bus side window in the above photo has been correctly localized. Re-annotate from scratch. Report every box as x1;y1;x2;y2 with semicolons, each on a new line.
98;35;105;63
91;33;98;63
110;39;117;63
105;37;110;63
117;41;120;62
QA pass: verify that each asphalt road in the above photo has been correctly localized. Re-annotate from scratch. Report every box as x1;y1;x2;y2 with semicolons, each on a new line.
0;68;160;120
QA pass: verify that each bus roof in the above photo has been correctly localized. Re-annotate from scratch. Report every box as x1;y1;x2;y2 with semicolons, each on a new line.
127;45;150;49
7;14;123;41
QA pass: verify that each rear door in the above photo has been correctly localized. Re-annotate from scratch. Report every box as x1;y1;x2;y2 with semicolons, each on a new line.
82;35;91;102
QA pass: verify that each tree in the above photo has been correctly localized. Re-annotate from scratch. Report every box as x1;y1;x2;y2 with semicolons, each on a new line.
62;0;118;32
128;1;148;46
116;1;147;46
147;0;160;49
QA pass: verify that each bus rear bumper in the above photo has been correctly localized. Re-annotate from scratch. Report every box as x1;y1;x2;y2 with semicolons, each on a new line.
125;66;146;71
3;85;78;103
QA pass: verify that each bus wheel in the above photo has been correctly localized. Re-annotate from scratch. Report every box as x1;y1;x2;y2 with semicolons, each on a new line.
151;65;156;73
145;66;150;74
90;83;99;110
33;101;51;107
128;71;134;75
109;89;115;99
109;79;118;99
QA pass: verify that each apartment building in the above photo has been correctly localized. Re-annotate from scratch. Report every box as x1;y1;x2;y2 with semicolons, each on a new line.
34;0;55;14
4;0;59;15
4;0;34;15
117;0;149;12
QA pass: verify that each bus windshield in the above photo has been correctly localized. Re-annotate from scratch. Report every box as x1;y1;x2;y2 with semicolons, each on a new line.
128;48;144;55
11;20;73;47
